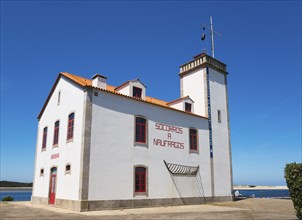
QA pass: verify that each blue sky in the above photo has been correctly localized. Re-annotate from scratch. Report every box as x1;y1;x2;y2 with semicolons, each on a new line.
1;1;301;186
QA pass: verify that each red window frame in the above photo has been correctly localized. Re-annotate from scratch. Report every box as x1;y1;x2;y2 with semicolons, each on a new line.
185;103;192;112
67;113;74;141
133;86;142;98
42;127;47;150
189;128;198;151
53;121;59;146
135;167;146;193
135;117;146;143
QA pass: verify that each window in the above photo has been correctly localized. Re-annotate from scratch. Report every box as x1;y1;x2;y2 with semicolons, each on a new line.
40;168;44;176
185;103;192;112
133;86;142;98
189;128;198;152
135;116;147;144
67;113;74;141
57;91;61;106
65;164;71;174
134;166;147;194
53;121;60;146
218;110;221;123
42;127;48;150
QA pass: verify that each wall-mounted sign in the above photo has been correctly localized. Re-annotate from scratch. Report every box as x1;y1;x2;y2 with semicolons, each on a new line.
153;122;185;149
51;153;59;160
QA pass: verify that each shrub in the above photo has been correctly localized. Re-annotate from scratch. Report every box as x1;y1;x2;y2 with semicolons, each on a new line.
2;196;14;201
284;163;302;220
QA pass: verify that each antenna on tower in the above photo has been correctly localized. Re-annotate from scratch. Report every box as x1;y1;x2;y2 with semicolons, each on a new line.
201;16;221;58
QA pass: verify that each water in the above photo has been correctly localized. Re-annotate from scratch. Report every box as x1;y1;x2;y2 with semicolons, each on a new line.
233;189;290;198
0;190;32;201
0;189;290;201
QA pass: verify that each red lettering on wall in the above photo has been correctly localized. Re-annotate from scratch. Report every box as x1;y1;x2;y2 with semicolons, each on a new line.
51;153;59;159
155;123;183;134
153;139;184;149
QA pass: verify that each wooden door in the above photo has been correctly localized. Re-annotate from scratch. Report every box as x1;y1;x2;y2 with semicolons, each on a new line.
49;167;57;204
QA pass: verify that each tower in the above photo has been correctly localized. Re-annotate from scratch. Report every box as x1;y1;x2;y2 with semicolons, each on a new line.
179;53;233;200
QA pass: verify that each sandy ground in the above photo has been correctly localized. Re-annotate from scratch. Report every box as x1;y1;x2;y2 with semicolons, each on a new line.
212;198;295;214
0;198;297;220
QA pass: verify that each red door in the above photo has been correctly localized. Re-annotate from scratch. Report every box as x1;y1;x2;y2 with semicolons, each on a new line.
49;167;57;204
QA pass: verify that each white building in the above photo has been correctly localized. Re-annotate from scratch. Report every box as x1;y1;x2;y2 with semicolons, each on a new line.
32;53;233;211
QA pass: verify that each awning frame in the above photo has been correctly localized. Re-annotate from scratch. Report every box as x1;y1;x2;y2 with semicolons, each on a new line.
164;160;199;175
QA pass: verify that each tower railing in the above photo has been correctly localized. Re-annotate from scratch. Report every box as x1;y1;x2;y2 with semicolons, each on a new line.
179;54;226;74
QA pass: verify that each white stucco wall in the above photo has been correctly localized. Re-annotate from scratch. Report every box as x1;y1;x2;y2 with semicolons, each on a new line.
181;69;207;117
168;100;183;111
32;77;85;201
115;84;130;96
88;91;211;201
209;69;232;197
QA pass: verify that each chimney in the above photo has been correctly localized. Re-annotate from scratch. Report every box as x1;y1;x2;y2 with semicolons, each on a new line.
92;74;107;90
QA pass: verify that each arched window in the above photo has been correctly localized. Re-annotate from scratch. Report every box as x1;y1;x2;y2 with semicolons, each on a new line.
53;121;60;146
67;113;74;141
42;127;48;150
135;116;147;144
134;166;147;194
65;164;71;174
40;168;44;176
189;128;198;152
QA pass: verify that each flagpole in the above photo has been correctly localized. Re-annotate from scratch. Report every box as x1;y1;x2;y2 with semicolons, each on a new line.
210;16;215;58
201;16;221;58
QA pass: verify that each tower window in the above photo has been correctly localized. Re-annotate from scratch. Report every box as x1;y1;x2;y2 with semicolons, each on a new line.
53;121;60;146
133;86;142;98
218;110;221;123
134;166;147;195
135;116;147;144
189;128;198;152
42;127;48;150
67;113;75;141
185;103;192;112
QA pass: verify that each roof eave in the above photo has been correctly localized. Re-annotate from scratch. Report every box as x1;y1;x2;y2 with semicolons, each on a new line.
88;86;207;120
37;73;88;120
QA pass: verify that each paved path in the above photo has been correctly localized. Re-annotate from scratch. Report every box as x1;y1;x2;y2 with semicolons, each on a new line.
0;198;297;219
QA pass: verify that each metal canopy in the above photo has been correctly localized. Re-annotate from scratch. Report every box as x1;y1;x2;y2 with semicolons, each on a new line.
164;160;199;175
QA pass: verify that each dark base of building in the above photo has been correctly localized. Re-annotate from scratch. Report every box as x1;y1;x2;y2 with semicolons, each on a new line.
32;196;233;212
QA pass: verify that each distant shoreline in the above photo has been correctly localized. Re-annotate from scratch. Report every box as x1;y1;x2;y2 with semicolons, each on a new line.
1;186;289;191
0;187;32;191
233;185;288;190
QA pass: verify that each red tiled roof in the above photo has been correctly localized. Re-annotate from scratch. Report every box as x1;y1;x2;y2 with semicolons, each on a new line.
38;72;207;119
61;72;168;106
61;72;92;86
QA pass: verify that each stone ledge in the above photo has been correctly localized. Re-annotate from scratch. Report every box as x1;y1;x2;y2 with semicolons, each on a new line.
31;196;233;212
